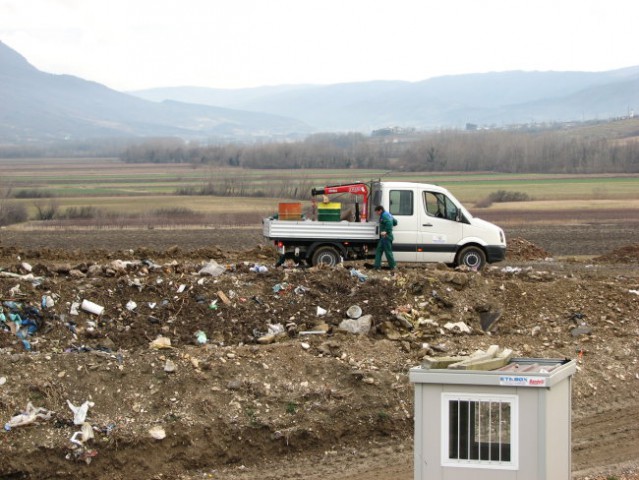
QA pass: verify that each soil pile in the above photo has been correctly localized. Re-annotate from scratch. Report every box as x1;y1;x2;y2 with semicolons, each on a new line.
1;237;638;480
505;236;551;261
594;243;639;264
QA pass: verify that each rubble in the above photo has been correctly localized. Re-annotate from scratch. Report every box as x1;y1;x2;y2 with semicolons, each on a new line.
0;239;638;480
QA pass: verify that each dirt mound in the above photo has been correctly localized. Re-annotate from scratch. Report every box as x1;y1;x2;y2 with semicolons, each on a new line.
504;236;551;261
1;232;639;480
594;243;639;264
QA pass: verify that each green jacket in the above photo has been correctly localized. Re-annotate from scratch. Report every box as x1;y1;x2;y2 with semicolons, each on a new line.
379;211;394;241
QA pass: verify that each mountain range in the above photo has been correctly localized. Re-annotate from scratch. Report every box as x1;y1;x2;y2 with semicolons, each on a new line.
1;40;638;144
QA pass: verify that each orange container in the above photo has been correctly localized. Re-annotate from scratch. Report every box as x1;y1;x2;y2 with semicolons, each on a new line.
278;202;302;220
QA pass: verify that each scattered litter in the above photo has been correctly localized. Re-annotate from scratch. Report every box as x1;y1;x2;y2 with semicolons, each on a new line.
629;289;639;295
67;400;94;425
70;422;94;447
316;306;327;316
4;402;53;430
443;321;471;334
268;323;285;335
194;330;208;344
479;309;502;333
250;264;268;273
176;284;187;293
300;342;310;350
273;283;289;293
0;271;43;284
346;305;362;319
149;426;166;440
164;359;177;373
294;285;309;295
501;266;522;274
41;295;55;309
81;299;104;316
350;268;368;282
339;314;372;335
125;300;137;311
217;291;232;305
70;302;80;315
198;261;225;277
149;336;172;349
67;422;98;464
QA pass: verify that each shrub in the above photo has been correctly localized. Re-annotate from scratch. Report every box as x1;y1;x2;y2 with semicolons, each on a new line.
14;189;56;199
476;190;531;208
488;190;531;202
60;206;103;219
0;202;28;226
151;207;198;217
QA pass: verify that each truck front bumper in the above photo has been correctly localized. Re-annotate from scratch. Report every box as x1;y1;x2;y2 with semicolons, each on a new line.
486;245;507;263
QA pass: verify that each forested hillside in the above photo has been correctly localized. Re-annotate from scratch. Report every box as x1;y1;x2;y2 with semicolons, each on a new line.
119;118;639;174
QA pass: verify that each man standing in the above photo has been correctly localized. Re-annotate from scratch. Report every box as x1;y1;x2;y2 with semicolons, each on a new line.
373;205;396;272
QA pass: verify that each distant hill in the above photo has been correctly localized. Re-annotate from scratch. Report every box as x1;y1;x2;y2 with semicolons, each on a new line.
1;39;638;145
0;41;310;143
134;69;639;131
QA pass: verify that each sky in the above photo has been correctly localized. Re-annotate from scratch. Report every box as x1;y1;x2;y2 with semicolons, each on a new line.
0;0;637;92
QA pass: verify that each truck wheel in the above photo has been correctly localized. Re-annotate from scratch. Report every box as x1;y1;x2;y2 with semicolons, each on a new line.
311;246;342;267
456;246;486;270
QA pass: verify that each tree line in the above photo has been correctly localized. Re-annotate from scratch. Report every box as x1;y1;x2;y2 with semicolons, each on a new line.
119;128;639;174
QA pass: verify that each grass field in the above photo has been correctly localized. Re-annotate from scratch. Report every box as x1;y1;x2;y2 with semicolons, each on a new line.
2;157;639;225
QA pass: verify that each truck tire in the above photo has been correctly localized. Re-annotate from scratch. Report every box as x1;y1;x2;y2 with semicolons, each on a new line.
456;245;486;270
311;246;342;267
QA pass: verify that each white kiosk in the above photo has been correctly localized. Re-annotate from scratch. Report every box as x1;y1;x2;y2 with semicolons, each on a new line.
409;357;576;480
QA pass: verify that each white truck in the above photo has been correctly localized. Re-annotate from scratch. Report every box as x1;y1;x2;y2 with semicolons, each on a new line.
263;180;506;270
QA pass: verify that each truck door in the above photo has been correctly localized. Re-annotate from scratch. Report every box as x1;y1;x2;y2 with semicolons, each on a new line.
387;188;418;262
417;190;464;263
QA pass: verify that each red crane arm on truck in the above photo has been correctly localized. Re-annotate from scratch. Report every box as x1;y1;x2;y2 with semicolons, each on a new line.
311;183;369;221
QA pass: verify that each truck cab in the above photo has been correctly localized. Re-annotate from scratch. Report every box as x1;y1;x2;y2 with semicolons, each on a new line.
370;181;506;269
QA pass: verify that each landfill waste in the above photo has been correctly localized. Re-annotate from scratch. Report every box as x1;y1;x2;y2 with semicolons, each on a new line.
267;323;285;335
41;295;55;309
149;426;166;440
1;301;42;350
81;299;104;315
350;268;368;282
70;422;95;447
195;330;208;344
443;321;471;334
4;402;54;430
67;400;95;425
250;264;268;273
198;261;226;277
149;336;172;349
346;305;362;319
479;309;502;332
164;359;177;373
339;314;372;335
67;421;98;465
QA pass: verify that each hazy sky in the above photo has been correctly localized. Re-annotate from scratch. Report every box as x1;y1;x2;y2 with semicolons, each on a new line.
1;0;637;91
